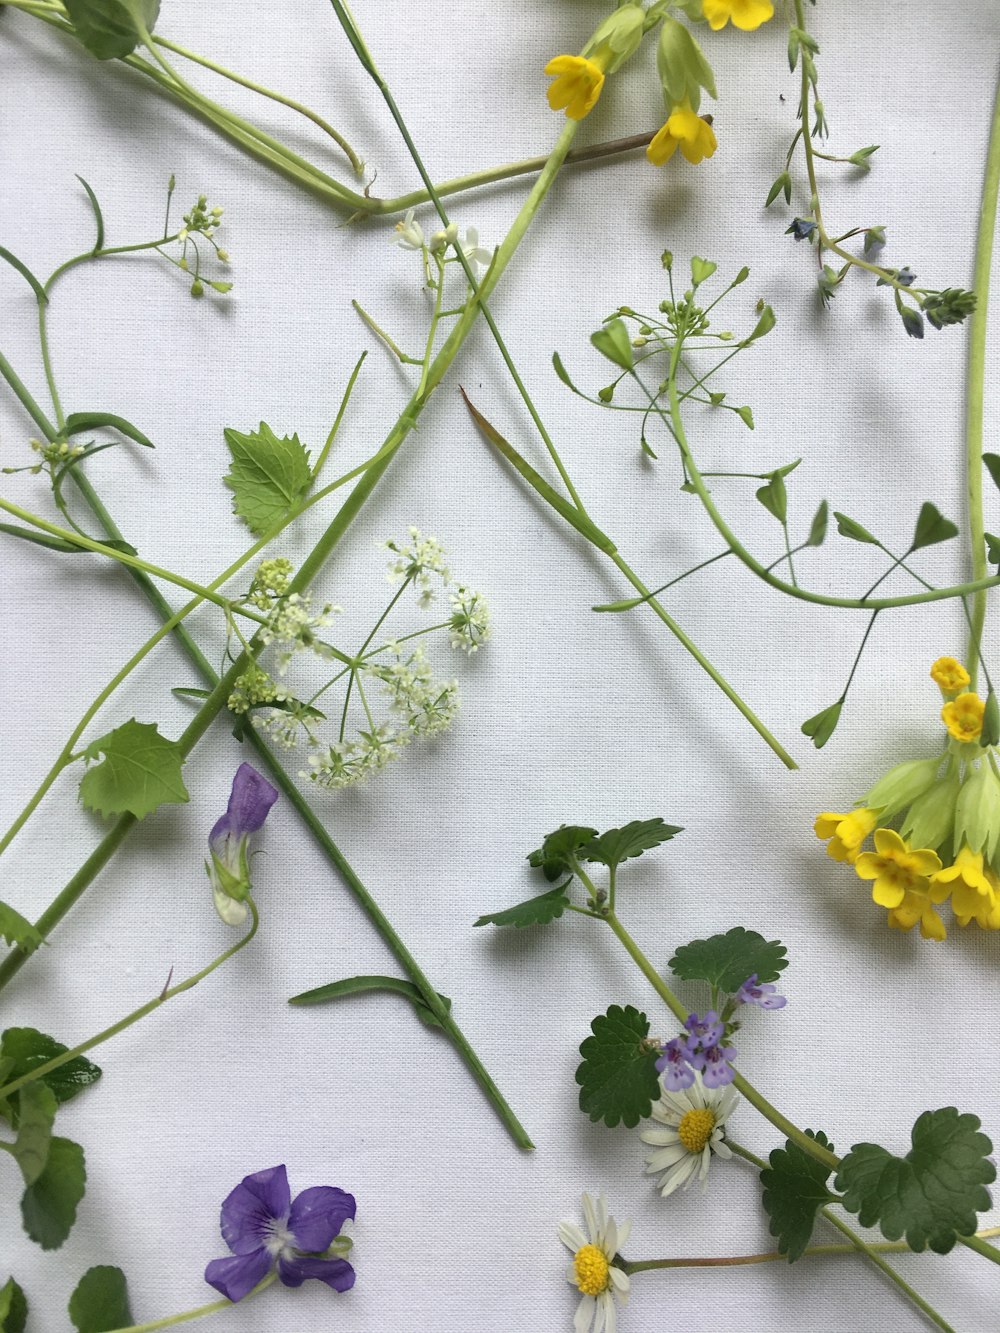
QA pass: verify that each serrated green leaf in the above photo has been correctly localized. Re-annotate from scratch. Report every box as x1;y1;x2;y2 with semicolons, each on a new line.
0;1030;101;1122
0;901;42;955
287;974;451;1029
834;511;878;544
0;1277;28;1333
13;1083;56;1187
21;1135;86;1250
526;826;599;882
836;1108;995;1253
760;1130;836;1261
79;719;188;820
801;698;843;749
69;1267;133;1333
910;501;958;552
583;818;682;871
756;473;787;523
576;1004;659;1128
64;412;153;448
223;422;312;536
63;0;159;59
590;319;633;371
473;882;571;929
807;499;829;547
669;925;788;992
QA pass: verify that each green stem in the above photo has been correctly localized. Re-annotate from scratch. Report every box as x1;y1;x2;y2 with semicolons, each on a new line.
965;76;1000;688
107;1275;277;1333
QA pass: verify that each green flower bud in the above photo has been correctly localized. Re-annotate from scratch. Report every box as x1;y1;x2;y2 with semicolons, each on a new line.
864;756;942;819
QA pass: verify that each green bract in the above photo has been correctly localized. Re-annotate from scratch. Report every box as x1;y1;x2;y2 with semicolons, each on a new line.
864;757;942;819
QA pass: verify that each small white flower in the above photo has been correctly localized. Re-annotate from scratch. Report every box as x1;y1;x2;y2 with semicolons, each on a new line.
393;208;425;251
558;1192;630;1333
448;586;491;654
640;1072;738;1196
429;221;459;254
459;226;492;273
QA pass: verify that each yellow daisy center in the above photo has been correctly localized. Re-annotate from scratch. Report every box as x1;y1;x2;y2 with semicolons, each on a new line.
573;1243;610;1296
678;1106;716;1154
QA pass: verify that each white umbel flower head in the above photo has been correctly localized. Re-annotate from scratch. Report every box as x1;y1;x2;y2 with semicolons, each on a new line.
640;1071;738;1196
393;208;425;250
558;1192;630;1333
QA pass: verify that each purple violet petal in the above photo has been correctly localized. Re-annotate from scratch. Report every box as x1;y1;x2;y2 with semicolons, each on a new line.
288;1186;357;1253
277;1254;356;1292
225;763;279;837
205;1247;273;1302
220;1165;291;1253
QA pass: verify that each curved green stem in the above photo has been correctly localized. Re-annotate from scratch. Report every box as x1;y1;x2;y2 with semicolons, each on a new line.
107;1275;277;1332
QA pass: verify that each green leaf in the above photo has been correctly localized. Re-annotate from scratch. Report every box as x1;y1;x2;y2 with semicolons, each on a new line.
0;1030;101;1122
690;256;717;287
69;1267;133;1333
0;522;93;555
0;1277;28;1333
760;1130;837;1261
576;1004;660;1128
75;175;105;252
590;319;633;371
0;246;48;306
743;305;776;344
552;351;580;393
807;499;829;547
526;825;599;882
63;0;159;59
982;691;1000;749
669;925;788;992
473;882;572;929
801;698;843;749
735;404;754;430
79;719;189;820
223;422;312;536
910;501;958;552
833;511;878;544
287;975;451;1029
171;686;212;701
985;532;1000;568
982;453;1000;492
21;1135;86;1249
755;473;787;524
765;172;792;208
836;1108;995;1253
0;901;42;955
583;818;682;871
64;412;153;448
13;1083;56;1186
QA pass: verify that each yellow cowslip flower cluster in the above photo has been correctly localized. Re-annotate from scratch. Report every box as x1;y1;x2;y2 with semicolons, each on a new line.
814;658;1000;940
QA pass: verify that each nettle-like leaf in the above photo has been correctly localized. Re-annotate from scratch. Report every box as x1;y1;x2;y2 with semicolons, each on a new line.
13;1082;57;1187
0;1029;102;1126
576;1004;660;1128
836;1107;995;1253
582;818;682;871
63;0;160;60
760;1130;836;1261
223;422;312;536
0;1277;28;1333
21;1135;86;1250
474;882;572;929
69;1266;133;1332
79;720;188;820
669;926;788;993
0;901;42;955
526;826;598;883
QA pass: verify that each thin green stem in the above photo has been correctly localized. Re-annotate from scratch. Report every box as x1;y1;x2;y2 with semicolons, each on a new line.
351;300;422;364
415;253;447;400
312;352;367;482
107;1275;277;1333
37;302;64;428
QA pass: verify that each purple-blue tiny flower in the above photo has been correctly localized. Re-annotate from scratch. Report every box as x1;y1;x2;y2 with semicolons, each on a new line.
736;973;787;1010
655;1036;696;1091
689;1040;738;1088
683;1010;724;1053
206;763;279;926
205;1164;355;1302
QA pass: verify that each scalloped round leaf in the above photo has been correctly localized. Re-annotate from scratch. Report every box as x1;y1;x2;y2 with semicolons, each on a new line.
576;1004;659;1128
21;1136;86;1250
760;1130;836;1261
69;1266;133;1332
669;926;788;993
526;825;598;882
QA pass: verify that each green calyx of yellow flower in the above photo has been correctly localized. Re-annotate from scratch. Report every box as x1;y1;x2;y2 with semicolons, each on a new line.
954;762;1000;862
584;5;646;73
900;772;960;855
863;756;941;820
656;16;717;115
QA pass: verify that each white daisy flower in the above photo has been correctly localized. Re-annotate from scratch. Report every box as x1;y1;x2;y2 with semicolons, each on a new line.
640;1071;738;1196
393;208;424;250
558;1192;630;1333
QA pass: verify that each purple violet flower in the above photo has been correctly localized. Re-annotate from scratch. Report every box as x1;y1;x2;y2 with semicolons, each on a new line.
206;763;279;926
689;1041;738;1088
736;974;787;1010
683;1010;724;1053
205;1164;356;1302
654;1036;696;1091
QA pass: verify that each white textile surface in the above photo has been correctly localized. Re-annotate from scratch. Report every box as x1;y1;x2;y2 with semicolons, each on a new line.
2;2;1000;1330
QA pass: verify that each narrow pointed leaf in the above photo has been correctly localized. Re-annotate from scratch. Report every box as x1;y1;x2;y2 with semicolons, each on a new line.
288;975;451;1029
75;176;105;252
64;413;153;447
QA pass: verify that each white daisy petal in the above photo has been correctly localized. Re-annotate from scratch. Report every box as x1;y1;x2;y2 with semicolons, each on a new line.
645;1143;689;1171
615;1219;631;1251
639;1126;681;1146
575;1295;595;1333
560;1221;588;1252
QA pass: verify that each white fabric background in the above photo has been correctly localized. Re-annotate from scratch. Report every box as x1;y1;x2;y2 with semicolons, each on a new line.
2;2;1000;1329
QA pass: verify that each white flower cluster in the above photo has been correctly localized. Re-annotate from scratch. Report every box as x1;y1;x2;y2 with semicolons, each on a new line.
304;727;401;789
385;528;450;607
246;557;293;611
448;586;491;655
391;211;492;274
371;643;460;736
258;592;341;674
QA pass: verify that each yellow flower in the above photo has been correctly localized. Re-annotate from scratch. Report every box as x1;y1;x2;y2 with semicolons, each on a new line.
934;849;1000;929
545;54;607;120
930;656;970;694
855;828;942;909
647;100;718;166
701;0;774;32
941;691;985;743
886;895;948;941
814;808;877;863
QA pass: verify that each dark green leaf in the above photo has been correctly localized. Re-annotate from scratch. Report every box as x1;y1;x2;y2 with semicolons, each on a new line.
583;818;682;871
21;1136;86;1249
801;698;843;749
985;532;1000;568
64;412;153;448
473;882;571;929
526;825;599;882
590;318;633;372
0;1030;101;1122
80;719;189;820
756;473;787;524
0;522;92;555
760;1130;837;1261
576;1004;660;1128
982;691;1000;748
223;422;312;536
669;925;788;992
911;501;958;552
836;1108;995;1253
0;901;42;955
13;1083;56;1186
69;1267;133;1333
287;975;451;1029
982;453;1000;493
0;247;47;305
0;1277;28;1333
834;511;878;544
807;499;829;547
63;0;159;60
75;176;105;252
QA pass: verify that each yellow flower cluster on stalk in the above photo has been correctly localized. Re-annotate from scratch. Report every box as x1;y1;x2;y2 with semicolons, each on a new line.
815;658;1000;940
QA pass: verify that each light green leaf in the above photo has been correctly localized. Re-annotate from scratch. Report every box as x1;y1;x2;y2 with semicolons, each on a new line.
0;902;42;955
801;698;843;749
576;1004;660;1128
690;257;717;286
69;1267;133;1333
982;691;1000;749
807;499;829;547
590;319;633;371
760;1130;836;1261
79;719;188;820
756;473;787;524
21;1136;86;1250
836;1108;995;1253
287;975;451;1029
13;1083;56;1187
223;422;312;536
669;925;788;992
552;351;580;393
63;0;160;59
833;511;878;544
583;818;682;871
743;305;776;344
474;882;571;929
910;501;958;552
526;825;599;882
0;1277;28;1333
735;404;754;430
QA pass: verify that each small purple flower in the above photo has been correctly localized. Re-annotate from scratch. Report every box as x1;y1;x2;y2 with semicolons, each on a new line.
736;974;787;1010
205;1164;355;1302
206;763;279;926
683;1010;724;1053
787;217;818;242
655;1037;695;1091
690;1041;738;1088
